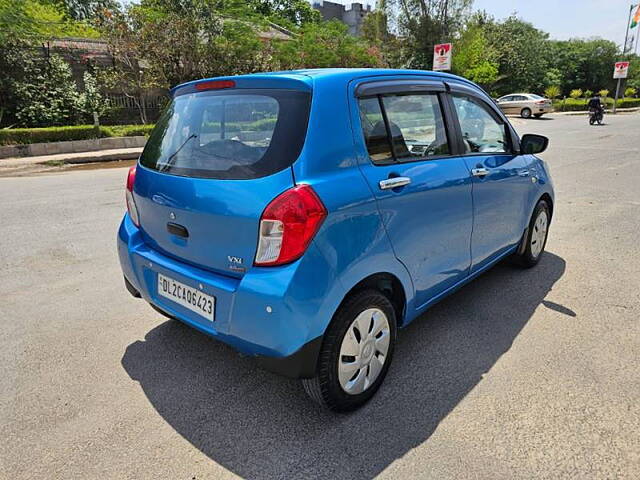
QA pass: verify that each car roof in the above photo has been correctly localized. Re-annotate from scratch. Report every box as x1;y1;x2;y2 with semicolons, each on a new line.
171;68;481;96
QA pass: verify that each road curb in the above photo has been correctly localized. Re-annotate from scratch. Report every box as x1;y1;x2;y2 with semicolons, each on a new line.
0;147;143;169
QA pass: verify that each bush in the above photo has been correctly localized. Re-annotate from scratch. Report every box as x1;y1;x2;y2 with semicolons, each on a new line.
552;97;640;111
569;89;583;99
616;98;640;109
544;85;561;99
103;125;155;137
13;55;82;127
0;124;155;145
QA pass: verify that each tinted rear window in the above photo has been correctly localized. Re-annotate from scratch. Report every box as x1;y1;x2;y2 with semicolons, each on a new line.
140;89;311;179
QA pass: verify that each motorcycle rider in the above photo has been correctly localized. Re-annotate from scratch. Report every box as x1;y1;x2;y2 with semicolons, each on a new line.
588;93;604;117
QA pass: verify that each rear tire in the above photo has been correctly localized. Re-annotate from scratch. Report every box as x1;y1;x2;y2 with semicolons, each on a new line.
521;108;532;119
302;289;397;412
513;200;550;268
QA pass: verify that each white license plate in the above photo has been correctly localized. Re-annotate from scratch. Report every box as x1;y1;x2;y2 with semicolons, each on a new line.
157;273;215;321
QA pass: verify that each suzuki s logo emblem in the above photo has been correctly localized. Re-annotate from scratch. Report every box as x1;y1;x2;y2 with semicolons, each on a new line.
228;256;243;264
169;212;176;220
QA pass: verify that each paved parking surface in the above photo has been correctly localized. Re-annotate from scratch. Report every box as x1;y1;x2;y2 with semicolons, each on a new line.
1;113;639;479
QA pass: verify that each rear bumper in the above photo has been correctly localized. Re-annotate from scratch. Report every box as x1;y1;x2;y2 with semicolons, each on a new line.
117;213;332;379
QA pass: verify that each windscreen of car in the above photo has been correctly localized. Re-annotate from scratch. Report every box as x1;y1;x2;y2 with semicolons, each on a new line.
140;89;311;179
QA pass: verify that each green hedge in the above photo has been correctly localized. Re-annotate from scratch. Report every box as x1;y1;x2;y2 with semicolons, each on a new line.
0;124;155;146
552;98;640;111
103;124;155;138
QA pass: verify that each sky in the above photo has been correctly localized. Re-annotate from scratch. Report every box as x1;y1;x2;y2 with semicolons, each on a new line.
472;0;638;47
315;0;638;48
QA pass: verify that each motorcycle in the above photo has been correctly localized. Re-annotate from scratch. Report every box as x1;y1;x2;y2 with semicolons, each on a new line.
589;106;604;125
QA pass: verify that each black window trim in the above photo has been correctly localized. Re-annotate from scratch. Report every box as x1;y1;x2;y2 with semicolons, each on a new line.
356;79;447;98
445;84;521;157
357;88;460;166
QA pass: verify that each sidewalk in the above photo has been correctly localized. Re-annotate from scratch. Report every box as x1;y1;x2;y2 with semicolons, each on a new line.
0;147;143;169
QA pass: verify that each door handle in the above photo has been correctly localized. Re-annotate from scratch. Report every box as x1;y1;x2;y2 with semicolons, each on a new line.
379;177;411;190
471;167;489;177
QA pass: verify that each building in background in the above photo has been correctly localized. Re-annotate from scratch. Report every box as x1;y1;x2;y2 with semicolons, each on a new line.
312;1;372;36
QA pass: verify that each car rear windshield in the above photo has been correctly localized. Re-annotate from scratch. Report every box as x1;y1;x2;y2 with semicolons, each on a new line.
529;94;544;100
140;89;311;179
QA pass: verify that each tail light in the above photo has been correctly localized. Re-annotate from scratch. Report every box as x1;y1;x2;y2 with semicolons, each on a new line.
535;100;546;105
255;185;327;266
196;80;235;91
125;166;140;227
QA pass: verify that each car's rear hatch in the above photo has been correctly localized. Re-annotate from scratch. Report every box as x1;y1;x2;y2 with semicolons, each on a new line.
132;76;312;277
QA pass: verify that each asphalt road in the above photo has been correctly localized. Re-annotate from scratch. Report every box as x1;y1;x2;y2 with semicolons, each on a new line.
1;113;639;479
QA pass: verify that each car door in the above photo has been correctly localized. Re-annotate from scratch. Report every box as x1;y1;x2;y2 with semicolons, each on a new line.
447;86;533;272
353;79;473;308
498;95;514;114
514;95;529;113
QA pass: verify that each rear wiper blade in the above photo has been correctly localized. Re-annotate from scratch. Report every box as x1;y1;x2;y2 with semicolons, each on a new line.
159;134;197;172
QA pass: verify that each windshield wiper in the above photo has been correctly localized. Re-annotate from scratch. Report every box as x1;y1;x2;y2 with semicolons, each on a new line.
159;134;197;172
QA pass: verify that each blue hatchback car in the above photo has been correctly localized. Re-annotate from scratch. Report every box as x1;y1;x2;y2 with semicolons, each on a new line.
118;69;554;411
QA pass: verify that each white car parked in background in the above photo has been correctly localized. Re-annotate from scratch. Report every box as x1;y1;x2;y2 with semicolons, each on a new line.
496;93;554;118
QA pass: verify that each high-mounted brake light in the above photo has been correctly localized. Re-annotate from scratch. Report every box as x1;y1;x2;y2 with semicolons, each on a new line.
125;166;140;227
255;185;327;266
195;80;235;91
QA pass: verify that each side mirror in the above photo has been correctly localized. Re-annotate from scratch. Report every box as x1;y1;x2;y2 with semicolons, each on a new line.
520;134;549;154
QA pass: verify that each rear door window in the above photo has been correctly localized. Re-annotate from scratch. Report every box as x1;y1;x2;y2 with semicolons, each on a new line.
358;93;450;164
140;89;311;179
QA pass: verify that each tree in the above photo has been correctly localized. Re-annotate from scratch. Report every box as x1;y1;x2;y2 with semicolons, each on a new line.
47;0;119;21
483;16;548;94
598;89;609;98
78;70;111;121
275;20;383;69
0;0;99;42
453;18;499;88
13;54;81;127
362;0;404;68
543;68;562;88
546;39;619;94
385;0;472;69
247;0;320;27
625;87;637;97
544;85;560;99
99;1;273;122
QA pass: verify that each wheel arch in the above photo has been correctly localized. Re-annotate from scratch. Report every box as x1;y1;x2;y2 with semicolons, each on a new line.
336;272;408;329
539;192;554;219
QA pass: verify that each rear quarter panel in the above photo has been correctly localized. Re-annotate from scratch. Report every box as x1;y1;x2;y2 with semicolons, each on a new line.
292;74;416;328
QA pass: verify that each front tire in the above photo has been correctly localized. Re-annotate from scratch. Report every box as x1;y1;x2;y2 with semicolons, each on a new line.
521;108;532;118
302;289;397;412
514;200;550;268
